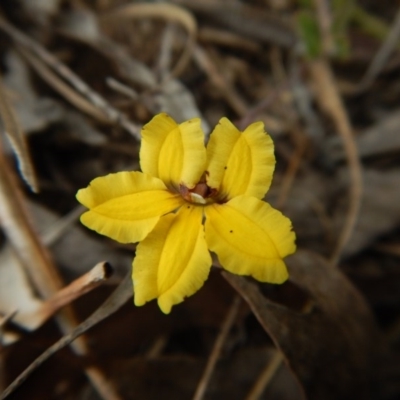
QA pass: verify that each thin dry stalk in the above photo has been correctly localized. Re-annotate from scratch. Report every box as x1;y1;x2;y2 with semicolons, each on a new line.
276;129;308;209
192;295;241;400
1;274;133;400
146;336;168;359
17;47;109;123
245;350;284;400
5;262;112;333
236;86;287;131
173;0;297;48
26;262;113;329
0;310;21;346
193;44;249;116
41;205;85;246
0;141;121;398
106;78;139;101
198;27;261;52
102;2;197;81
0;74;38;192
308;59;363;266
373;243;400;258
360;6;400;88
0;15;140;139
313;0;335;56
157;23;175;81
0;313;13;392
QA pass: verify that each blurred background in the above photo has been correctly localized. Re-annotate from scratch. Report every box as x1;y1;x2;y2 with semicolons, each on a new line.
0;0;399;399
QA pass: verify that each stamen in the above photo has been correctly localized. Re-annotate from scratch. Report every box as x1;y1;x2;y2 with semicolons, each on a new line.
189;192;207;204
179;179;218;205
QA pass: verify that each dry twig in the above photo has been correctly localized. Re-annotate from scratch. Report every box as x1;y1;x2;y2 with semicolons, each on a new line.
360;5;400;88
1;274;133;400
308;59;363;266
101;2;197;82
276;129;308;209
245;351;284;400
313;0;335;56
192;295;241;400
18;262;113;331
0;126;121;399
193;44;249;117
0;74;38;192
0;15;140;139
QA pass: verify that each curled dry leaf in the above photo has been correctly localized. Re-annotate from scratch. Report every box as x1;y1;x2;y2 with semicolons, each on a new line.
1;273;132;400
0;245;43;344
0;247;113;344
101;2;197;80
223;250;381;400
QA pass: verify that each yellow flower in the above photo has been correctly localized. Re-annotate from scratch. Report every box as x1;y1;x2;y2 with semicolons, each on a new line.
76;113;296;313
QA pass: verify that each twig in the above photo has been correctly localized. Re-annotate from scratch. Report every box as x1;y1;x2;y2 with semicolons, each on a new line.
352;5;394;45
0;135;121;399
245;350;284;400
17;47;109;123
5;262;112;332
360;5;400;88
308;59;362;266
101;2;197;81
172;0;297;48
21;262;113;330
276;129;308;209
40;205;85;246
192;295;241;400
193;44;248;117
0;15;140;139
106;78;139;101
313;0;335;56
198;27;261;53
157;23;175;81
236;85;287;131
1;273;132;400
0;74;38;192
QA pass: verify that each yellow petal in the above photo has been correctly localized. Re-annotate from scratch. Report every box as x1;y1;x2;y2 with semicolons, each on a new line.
204;195;295;283
206;118;275;200
140;113;207;189
133;204;212;314
77;171;183;243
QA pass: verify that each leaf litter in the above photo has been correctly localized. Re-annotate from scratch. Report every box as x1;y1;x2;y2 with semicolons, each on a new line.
0;1;399;399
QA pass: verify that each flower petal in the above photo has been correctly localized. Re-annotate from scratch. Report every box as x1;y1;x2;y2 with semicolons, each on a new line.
133;204;212;314
204;195;295;283
77;171;184;243
206;118;275;200
140;113;206;189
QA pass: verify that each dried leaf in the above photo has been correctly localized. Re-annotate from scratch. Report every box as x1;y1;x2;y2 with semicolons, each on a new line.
223;250;381;400
0;245;43;344
1;273;132;400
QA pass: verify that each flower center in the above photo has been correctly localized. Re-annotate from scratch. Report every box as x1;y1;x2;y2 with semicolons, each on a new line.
179;179;217;205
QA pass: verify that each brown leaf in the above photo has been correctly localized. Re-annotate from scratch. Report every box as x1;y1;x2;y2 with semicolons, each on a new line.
223;250;381;400
1;273;132;399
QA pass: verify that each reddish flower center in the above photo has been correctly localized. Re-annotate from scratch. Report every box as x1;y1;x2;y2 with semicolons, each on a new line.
179;174;218;205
